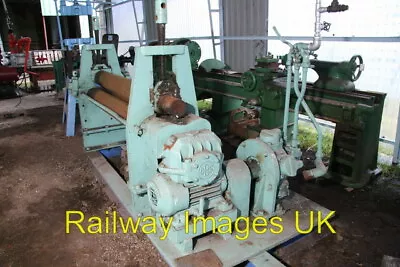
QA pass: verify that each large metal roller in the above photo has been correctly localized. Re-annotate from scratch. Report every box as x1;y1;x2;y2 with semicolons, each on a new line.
88;88;129;119
94;71;131;102
93;71;189;118
157;95;187;118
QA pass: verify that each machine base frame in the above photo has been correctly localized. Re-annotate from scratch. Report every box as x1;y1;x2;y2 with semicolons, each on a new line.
88;151;333;267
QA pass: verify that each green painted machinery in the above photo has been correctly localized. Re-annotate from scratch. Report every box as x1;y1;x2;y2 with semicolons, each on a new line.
70;0;304;253
184;44;385;189
311;55;364;91
144;0;383;189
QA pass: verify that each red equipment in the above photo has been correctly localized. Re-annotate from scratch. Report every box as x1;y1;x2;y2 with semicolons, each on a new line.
8;31;18;54
7;30;37;77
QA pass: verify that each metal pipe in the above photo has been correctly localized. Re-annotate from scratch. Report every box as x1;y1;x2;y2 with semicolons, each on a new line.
292;51;313;151
292;67;327;178
42;17;49;50
54;0;64;50
282;53;293;143
155;0;167;80
298;71;324;160
274;26;295;145
291;64;302;149
308;0;322;51
303;158;327;180
118;36;400;44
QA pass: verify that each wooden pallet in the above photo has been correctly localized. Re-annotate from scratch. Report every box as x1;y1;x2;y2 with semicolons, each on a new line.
88;152;333;267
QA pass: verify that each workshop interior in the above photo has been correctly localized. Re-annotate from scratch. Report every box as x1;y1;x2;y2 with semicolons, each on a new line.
0;0;399;266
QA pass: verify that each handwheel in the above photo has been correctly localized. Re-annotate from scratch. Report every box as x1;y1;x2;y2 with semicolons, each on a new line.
349;55;364;81
241;71;257;91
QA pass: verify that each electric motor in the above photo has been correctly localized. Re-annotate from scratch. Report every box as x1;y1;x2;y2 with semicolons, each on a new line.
146;129;227;216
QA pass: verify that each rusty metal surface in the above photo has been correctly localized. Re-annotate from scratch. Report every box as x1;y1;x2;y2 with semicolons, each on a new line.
175;249;223;267
94;71;131;102
157;95;188;117
156;80;181;99
228;108;260;139
87;88;129;119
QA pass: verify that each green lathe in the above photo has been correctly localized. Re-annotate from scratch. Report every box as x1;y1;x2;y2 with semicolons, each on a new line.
186;45;386;188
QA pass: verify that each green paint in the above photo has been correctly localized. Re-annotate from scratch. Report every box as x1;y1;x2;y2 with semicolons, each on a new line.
182;39;386;188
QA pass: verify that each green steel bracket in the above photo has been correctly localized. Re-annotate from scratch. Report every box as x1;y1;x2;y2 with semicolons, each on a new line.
77;44;122;94
69;43;125;151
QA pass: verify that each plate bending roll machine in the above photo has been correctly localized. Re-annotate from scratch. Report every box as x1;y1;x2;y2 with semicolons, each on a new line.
69;0;331;262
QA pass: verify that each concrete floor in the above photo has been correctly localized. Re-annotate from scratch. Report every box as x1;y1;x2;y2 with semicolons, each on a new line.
0;92;62;117
0;95;399;267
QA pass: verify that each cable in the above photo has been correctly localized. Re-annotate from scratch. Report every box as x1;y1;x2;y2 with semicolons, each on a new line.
14;89;22;107
13;72;28;107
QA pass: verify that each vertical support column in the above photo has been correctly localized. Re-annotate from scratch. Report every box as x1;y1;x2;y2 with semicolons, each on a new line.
207;0;217;59
143;0;157;42
218;0;225;62
63;89;77;137
264;0;269;57
105;1;114;34
155;0;167;79
392;105;400;164
42;17;49;50
54;0;64;49
131;0;143;46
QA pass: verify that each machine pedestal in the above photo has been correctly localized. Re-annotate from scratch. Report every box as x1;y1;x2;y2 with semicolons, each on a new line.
88;151;334;267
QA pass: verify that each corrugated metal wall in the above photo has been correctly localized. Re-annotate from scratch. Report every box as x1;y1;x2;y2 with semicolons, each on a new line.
143;0;220;62
222;0;268;72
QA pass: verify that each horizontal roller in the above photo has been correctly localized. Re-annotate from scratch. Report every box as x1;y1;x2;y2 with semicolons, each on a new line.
88;88;128;119
94;71;131;103
91;71;189;118
157;95;188;118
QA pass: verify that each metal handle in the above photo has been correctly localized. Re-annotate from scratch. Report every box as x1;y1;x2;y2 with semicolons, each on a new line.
350;55;364;81
272;26;293;49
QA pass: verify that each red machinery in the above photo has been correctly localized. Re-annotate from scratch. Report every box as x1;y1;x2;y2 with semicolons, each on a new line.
8;30;35;75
